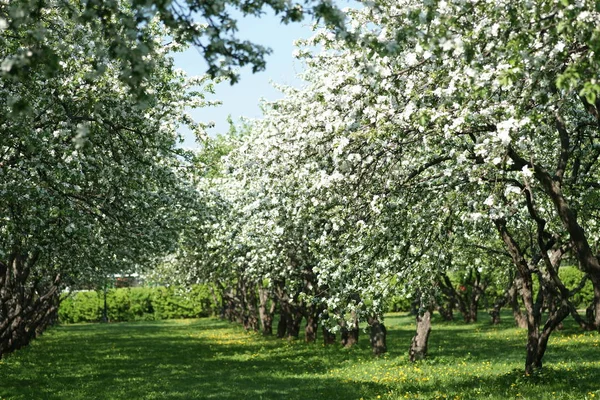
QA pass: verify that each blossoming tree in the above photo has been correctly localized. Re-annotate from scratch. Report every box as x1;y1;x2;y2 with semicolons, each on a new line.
180;0;600;374
0;2;215;356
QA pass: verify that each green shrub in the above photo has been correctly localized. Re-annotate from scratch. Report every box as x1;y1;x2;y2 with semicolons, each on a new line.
385;294;412;313
559;266;594;308
58;285;219;324
58;291;102;323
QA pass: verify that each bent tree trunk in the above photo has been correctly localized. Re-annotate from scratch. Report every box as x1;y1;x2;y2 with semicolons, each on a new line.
0;255;61;358
409;308;432;362
509;147;600;329
495;218;570;374
367;315;387;356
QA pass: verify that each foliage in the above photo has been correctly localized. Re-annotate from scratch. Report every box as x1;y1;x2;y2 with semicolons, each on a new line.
559;267;594;308
58;285;219;323
384;294;412;313
57;291;102;323
0;0;347;84
0;0;215;357
171;0;600;370
1;315;600;399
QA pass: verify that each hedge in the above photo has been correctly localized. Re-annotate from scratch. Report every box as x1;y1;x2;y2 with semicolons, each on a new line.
58;285;219;323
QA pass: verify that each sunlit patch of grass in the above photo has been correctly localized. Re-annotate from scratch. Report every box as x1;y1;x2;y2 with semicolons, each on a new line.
0;313;599;399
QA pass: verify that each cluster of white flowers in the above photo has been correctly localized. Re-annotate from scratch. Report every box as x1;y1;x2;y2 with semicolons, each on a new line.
168;0;600;336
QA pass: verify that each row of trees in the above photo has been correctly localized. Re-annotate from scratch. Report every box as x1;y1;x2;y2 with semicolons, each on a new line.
2;0;351;358
169;0;600;374
0;1;218;356
3;0;600;377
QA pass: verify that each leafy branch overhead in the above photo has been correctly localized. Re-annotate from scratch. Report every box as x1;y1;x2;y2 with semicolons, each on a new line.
1;0;347;84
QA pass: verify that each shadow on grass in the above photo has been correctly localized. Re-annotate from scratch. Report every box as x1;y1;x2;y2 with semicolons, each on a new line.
1;313;599;399
0;319;387;400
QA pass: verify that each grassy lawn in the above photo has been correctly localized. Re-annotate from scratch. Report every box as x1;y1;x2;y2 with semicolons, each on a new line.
1;313;599;399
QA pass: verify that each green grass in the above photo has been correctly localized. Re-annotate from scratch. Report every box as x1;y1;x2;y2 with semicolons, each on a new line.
1;313;599;399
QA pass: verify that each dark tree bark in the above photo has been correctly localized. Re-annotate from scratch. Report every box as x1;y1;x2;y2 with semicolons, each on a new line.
494;218;570;374
239;279;259;331
467;269;486;322
305;312;318;343
367;315;387;356
436;302;454;321
510;275;528;329
276;311;288;338
437;270;486;323
258;286;276;336
209;285;223;318
589;274;600;329
435;279;456;321
304;301;322;343
287;309;303;339
508;144;600;330
0;254;62;358
322;325;336;345
222;287;236;322
276;295;302;340
490;273;518;325
341;313;359;348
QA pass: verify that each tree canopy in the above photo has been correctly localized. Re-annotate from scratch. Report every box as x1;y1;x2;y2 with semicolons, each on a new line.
3;0;600;376
1;0;347;84
0;0;215;355
173;0;600;373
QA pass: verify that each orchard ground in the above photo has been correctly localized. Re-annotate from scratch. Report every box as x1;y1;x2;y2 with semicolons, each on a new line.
0;313;599;400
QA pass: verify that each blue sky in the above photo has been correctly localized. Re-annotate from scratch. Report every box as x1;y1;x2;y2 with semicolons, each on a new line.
172;11;316;148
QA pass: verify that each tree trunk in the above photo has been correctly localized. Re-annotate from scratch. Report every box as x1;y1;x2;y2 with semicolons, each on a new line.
305;312;318;343
588;273;600;329
101;284;108;323
0;254;61;358
210;285;223;318
466;269;485;323
409;309;431;362
437;275;460;321
494;218;571;374
490;274;519;325
240;280;259;331
287;309;303;339
341;327;359;347
367;315;387;356
341;313;359;348
436;303;454;321
510;275;528;328
276;314;287;338
322;325;336;345
222;287;236;322
276;306;289;339
258;287;275;336
521;155;600;329
304;302;321;343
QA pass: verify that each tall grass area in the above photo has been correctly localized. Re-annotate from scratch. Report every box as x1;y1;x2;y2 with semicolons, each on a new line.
0;313;599;399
